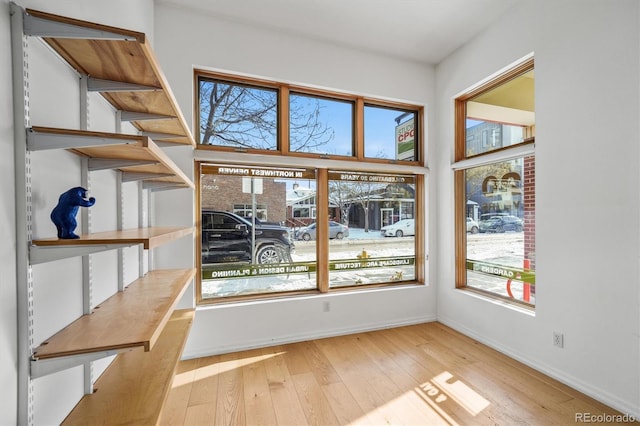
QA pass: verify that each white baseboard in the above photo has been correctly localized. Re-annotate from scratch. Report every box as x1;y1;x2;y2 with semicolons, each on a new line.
438;315;640;419
183;314;437;360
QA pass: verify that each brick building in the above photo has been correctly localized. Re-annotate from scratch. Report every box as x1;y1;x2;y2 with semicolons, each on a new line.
201;174;287;223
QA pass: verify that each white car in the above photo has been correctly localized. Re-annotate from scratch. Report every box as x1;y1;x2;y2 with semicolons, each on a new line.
381;219;415;237
466;217;479;234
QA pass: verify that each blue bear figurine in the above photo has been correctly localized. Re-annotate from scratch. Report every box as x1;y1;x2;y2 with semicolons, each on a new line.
50;186;96;239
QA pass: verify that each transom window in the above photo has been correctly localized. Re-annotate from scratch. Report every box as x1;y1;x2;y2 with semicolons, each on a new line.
196;70;422;163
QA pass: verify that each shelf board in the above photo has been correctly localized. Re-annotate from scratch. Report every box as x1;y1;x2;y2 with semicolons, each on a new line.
24;8;195;147
29;127;194;189
32;226;194;251
33;269;195;361
61;309;195;426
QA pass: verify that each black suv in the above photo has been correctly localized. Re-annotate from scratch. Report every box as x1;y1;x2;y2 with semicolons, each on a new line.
201;210;294;264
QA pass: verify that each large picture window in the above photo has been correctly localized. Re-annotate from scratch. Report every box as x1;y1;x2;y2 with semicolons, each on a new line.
195;70;425;304
198;165;423;302
454;58;535;306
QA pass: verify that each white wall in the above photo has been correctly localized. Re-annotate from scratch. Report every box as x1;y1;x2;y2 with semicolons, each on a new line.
153;4;438;357
435;0;640;416
1;1;154;424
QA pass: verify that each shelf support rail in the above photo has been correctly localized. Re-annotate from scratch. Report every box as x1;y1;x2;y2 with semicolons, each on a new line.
11;2;35;424
79;74;94;395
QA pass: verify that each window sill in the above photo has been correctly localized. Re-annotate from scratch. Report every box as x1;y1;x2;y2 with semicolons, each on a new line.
456;286;535;316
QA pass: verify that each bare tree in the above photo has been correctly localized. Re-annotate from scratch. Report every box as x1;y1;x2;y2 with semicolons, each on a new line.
199;80;334;150
329;179;385;232
328;180;354;225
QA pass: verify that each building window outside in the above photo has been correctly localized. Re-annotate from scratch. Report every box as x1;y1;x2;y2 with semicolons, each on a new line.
454;58;535;306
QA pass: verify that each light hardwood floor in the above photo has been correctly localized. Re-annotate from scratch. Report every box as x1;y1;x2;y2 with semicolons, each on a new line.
160;322;631;425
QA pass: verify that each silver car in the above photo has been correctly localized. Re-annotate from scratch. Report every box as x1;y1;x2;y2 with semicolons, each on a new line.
296;221;349;241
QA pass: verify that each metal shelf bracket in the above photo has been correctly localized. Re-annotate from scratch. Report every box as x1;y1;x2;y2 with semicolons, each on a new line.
30;243;137;265
122;172;173;183
30;348;134;379
26;128;135;151
88;158;158;171
87;77;160;92
22;10;137;41
120;111;175;122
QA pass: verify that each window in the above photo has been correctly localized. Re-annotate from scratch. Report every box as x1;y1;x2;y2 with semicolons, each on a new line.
198;77;278;150
289;93;354;156
454;58;535;306
364;105;418;161
195;70;425;303
198;165;423;301
196;70;422;163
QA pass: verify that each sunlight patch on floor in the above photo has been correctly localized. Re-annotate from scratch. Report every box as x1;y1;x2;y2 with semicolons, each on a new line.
416;371;490;419
171;351;286;388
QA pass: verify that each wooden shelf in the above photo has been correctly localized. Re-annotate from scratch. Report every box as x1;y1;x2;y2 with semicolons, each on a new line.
61;309;195;426
33;269;195;360
32;226;194;250
25;8;195;147
29;127;194;190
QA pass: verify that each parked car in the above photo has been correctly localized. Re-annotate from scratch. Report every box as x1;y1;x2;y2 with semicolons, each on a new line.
466;217;479;234
381;218;415;237
201;210;294;264
295;221;349;241
479;215;523;233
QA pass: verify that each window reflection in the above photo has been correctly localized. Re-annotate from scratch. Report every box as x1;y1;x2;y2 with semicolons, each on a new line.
465;157;535;303
198;78;277;150
289;93;353;156
364;105;418;161
327;171;416;287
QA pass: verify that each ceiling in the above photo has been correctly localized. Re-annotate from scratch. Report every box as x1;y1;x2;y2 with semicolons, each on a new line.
157;0;521;64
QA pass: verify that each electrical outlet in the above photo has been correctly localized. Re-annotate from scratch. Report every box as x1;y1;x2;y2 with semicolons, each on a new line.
553;332;564;348
323;301;331;312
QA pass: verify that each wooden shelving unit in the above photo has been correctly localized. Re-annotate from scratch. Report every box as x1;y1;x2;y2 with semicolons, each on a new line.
11;4;197;425
33;269;195;360
28;127;194;190
24;8;195;147
33;227;194;249
62;309;195;426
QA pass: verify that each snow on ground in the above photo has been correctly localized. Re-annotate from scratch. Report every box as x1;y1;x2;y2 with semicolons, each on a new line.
202;228;534;305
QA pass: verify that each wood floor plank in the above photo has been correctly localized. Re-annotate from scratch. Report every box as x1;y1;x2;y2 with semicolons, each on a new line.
214;352;246;426
241;348;278;426
260;346;309;426
188;355;221;407
291;372;340;426
314;334;406;425
159;357;199;425
163;322;633;425
299;340;342;386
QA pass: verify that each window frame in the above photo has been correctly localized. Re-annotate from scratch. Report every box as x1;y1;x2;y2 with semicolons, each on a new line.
195;69;424;166
453;57;535;306
194;70;427;305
